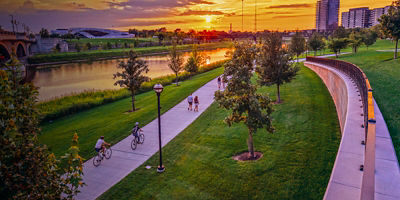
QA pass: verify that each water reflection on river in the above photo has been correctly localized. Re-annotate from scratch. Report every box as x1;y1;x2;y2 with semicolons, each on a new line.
32;48;230;101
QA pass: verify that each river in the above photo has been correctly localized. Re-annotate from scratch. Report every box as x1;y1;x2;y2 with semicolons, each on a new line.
32;48;230;101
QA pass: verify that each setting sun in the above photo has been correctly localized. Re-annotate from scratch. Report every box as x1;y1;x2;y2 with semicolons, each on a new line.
205;15;211;23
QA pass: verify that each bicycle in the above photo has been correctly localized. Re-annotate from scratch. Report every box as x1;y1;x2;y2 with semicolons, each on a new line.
131;130;145;150
93;146;112;167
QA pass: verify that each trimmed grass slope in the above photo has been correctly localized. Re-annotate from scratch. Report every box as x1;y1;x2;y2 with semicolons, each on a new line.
39;67;224;160
99;65;341;200
337;40;400;161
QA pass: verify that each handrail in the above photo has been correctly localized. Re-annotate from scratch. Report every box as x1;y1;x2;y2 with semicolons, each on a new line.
306;56;376;200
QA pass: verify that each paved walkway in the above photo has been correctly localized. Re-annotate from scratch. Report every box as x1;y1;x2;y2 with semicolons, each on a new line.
76;77;222;200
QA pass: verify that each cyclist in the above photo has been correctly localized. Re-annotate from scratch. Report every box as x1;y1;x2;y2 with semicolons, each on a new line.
131;122;143;142
95;136;110;156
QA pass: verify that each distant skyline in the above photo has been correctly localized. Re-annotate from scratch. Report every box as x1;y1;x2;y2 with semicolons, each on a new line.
0;0;394;32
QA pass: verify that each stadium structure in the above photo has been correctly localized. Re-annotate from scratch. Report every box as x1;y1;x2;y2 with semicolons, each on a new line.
51;28;134;38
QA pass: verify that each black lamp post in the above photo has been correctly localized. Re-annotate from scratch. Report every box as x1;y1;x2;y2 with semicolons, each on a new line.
153;83;165;173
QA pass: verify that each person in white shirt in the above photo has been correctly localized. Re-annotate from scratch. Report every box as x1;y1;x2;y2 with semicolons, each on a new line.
187;93;194;111
95;136;110;155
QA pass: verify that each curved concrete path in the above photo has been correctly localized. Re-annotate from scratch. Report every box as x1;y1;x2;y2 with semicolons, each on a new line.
304;62;400;200
76;77;222;200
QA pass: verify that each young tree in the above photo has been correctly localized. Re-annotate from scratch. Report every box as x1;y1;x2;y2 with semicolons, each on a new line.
379;0;400;59
363;29;378;50
114;50;150;112
257;32;300;103
39;28;50;38
168;40;184;86
75;43;81;52
215;42;274;159
289;31;306;61
308;32;325;56
185;44;205;73
349;31;364;53
333;26;350;39
0;56;84;199
328;37;349;58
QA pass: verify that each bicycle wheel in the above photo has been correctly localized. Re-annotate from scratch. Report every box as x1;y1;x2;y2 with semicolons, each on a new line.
138;134;145;144
93;155;101;167
105;148;112;159
131;139;137;150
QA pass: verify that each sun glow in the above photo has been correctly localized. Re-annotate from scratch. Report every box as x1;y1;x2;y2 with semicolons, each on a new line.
205;15;211;23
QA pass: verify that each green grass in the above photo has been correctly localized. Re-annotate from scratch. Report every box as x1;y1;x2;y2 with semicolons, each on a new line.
39;67;224;160
336;39;400;162
99;65;341;200
28;42;232;64
67;37;157;45
37;61;227;123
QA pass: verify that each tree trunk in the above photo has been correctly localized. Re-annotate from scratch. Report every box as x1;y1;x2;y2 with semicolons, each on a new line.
395;39;398;59
277;84;281;103
247;129;255;158
175;73;179;86
131;92;136;111
314;50;316;56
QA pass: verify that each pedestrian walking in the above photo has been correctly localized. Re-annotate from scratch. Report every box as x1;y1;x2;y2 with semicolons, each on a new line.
217;76;221;90
222;77;225;89
194;96;199;112
187;93;193;111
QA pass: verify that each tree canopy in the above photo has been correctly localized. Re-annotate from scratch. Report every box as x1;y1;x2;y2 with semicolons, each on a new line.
379;1;400;59
289;31;306;61
168;40;184;86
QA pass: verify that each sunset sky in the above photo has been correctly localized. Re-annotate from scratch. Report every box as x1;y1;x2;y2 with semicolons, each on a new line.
0;0;394;32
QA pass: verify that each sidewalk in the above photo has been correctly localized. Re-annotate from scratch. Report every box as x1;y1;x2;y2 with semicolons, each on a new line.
76;77;222;200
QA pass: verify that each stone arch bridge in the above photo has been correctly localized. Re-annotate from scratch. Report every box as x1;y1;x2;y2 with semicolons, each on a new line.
0;30;34;63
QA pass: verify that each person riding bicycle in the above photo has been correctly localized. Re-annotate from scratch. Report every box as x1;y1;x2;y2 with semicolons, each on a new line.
95;136;110;156
131;122;143;142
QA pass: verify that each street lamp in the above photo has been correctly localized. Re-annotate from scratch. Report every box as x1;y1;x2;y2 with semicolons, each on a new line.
153;83;165;173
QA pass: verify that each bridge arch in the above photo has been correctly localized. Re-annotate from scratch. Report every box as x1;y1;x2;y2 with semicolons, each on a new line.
0;43;10;63
16;43;26;58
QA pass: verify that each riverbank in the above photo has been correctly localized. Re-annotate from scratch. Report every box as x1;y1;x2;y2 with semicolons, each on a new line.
37;60;227;123
28;41;232;66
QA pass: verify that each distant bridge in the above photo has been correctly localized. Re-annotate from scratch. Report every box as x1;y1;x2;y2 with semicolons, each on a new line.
0;30;34;63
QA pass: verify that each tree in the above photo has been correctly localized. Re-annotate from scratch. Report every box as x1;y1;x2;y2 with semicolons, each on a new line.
363;29;378;50
289;31;306;61
185;44;205;73
75;43;81;52
0;56;84;199
333;26;349;39
168;40;184;86
349;31;364;53
328;37;349;58
379;0;400;59
113;50;150;112
107;42;112;50
39;28;50;38
257;32;300;103
215;42;274;159
308;32;325;56
86;42;92;50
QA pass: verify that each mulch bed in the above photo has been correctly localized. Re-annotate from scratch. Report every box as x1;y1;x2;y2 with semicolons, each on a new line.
233;151;263;161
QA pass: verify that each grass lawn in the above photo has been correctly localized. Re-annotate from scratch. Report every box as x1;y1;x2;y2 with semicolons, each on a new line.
67;37;157;45
39;67;224;159
337;39;400;162
99;65;341;200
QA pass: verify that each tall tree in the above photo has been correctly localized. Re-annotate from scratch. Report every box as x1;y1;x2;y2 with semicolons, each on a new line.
289;31;306;61
257;32;300;103
168;40;184;86
215;42;274;159
379;0;400;59
363;29;378;50
333;26;349;39
185;44;205;74
308;32;325;56
114;50;150;112
349;31;364;53
328;37;349;58
0;56;84;199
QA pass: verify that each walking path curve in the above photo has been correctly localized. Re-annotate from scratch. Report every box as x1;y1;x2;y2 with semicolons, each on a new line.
76;77;222;200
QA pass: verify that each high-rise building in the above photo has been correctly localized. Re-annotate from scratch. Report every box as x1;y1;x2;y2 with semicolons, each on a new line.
316;0;340;31
341;5;391;29
370;6;391;27
341;7;371;29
